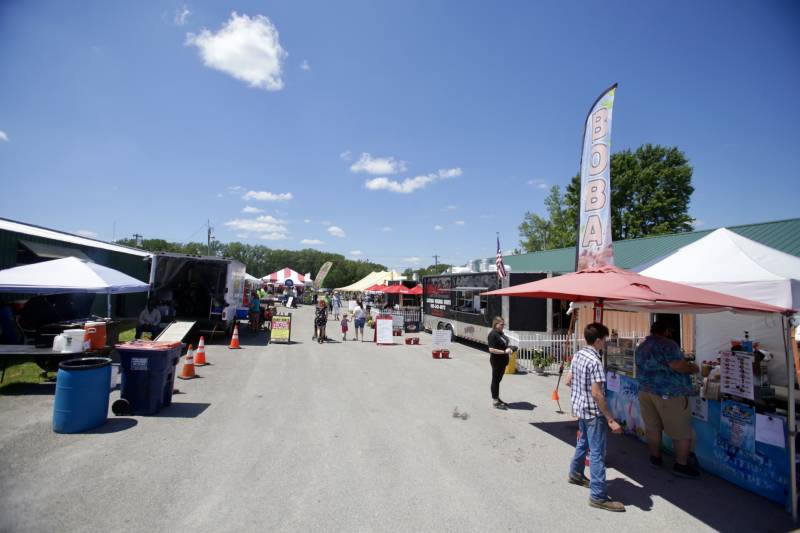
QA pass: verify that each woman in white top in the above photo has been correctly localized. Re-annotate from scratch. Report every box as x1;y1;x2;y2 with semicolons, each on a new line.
352;303;366;342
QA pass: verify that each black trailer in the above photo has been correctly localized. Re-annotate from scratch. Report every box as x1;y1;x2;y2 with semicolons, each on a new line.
421;271;560;343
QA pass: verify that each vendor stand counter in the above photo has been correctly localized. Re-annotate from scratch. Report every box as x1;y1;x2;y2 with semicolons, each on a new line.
0;345;85;382
605;371;793;508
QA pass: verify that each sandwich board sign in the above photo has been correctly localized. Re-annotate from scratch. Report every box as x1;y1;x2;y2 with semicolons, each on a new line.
432;328;452;348
376;318;394;345
271;313;292;344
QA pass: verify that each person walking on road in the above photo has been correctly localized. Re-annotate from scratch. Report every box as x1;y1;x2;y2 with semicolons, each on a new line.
487;317;515;409
315;299;328;344
567;322;625;512
636;320;700;478
340;313;349;341
332;291;342;320
352;302;366;341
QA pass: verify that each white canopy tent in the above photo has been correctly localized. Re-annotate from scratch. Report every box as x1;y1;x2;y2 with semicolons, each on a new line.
335;271;405;293
0;257;150;317
637;227;799;519
639;228;800;386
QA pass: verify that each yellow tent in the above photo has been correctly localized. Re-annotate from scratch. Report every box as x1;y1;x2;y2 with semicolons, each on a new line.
335;271;405;292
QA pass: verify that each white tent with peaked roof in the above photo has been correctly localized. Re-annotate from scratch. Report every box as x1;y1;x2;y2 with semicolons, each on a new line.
639;228;800;386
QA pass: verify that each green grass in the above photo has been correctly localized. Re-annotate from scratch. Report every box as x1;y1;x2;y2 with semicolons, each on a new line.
0;358;45;394
118;328;136;343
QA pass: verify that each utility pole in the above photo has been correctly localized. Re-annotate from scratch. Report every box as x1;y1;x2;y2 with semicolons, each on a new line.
132;233;143;247
207;219;213;257
432;254;440;266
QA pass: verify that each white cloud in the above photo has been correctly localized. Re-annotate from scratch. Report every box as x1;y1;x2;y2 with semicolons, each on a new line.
76;229;98;238
259;232;289;241
242;206;263;214
454;220;465;225
695;219;706;228
349;250;363;256
364;168;462;194
438;168;463;178
434;225;443;231
174;4;191;26
327;226;346;238
339;150;352;161
236;233;250;239
350;153;407;175
224;215;288;234
242;190;293;201
227;185;243;194
527;179;548;189
382;226;392;232
443;204;457;211
303;218;312;223
300;59;310;71
403;256;421;263
185;12;287;91
300;238;323;245
0;131;7;142
320;220;332;226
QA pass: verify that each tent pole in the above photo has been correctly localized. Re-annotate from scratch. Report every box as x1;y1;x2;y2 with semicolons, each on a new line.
107;292;111;319
785;314;797;522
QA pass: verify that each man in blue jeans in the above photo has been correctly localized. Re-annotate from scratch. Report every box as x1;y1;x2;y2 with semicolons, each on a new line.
567;322;625;512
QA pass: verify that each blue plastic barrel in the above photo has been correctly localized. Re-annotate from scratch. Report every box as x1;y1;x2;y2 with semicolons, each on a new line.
53;357;112;433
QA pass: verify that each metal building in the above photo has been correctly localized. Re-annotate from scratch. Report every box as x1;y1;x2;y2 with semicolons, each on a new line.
0;217;150;317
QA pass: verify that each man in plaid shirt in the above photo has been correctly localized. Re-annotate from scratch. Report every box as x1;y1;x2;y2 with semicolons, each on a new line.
567;322;625;512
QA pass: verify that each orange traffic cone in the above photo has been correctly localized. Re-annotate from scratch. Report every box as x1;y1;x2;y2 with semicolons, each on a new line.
551;388;560;401
178;345;197;380
194;336;208;366
228;325;242;349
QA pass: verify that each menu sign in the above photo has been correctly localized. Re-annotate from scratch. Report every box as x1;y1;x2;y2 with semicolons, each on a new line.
720;351;754;400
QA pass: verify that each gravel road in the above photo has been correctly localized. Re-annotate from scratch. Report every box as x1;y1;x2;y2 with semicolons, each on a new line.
0;305;793;532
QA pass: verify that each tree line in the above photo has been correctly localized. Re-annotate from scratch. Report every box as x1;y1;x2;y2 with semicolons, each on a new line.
115;238;388;289
519;144;695;252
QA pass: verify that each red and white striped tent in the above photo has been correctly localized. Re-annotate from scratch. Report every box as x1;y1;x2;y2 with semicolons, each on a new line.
262;267;306;286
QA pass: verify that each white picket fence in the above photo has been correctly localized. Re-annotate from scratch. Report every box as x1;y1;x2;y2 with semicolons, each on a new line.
506;332;578;373
506;331;645;374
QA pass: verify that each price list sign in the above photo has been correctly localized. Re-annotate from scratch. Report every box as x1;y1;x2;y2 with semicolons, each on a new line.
720;351;754;400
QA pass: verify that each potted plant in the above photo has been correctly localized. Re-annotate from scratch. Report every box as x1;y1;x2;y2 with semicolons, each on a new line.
532;351;553;374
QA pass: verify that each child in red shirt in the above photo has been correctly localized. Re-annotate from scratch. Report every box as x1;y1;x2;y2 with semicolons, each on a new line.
340;313;349;341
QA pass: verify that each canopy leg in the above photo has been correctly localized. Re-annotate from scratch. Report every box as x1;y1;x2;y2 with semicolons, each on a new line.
785;316;797;522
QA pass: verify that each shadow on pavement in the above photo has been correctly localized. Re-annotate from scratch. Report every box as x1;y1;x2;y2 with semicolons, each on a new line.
157;402;211;418
530;420;793;531
505;401;536;411
0;382;56;396
86;418;138;433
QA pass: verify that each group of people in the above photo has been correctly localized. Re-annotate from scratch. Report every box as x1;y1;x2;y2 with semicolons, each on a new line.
486;317;700;513
313;294;368;343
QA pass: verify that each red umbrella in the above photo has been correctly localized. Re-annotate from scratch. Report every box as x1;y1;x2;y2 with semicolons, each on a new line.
408;285;423;295
384;284;412;295
483;265;792;315
364;284;389;292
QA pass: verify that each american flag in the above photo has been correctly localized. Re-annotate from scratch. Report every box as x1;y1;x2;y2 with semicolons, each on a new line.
496;236;507;279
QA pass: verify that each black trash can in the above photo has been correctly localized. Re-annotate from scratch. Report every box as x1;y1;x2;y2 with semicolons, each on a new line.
115;341;183;415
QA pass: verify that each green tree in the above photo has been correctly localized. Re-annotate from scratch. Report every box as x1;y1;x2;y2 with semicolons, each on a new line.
565;144;694;241
520;144;694;252
518;186;574;252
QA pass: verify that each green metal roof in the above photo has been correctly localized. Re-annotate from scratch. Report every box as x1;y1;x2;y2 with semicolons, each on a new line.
504;218;800;273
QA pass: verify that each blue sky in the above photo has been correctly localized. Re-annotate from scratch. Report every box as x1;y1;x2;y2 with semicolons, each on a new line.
1;1;798;270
